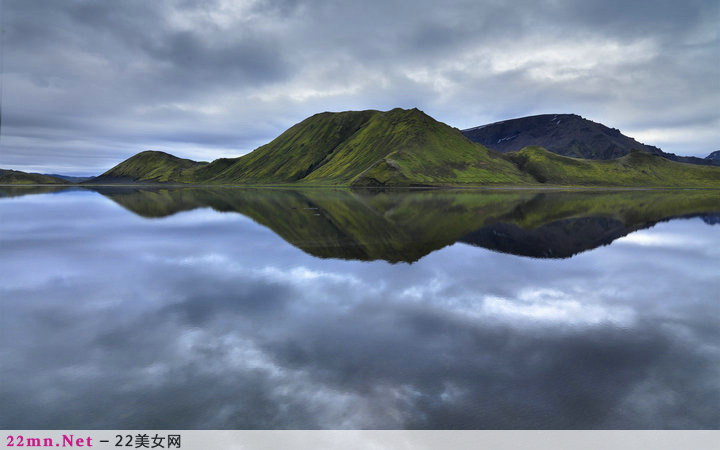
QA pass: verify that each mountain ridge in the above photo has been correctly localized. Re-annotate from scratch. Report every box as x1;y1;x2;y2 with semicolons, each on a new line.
461;113;719;166
86;109;720;188
4;108;720;188
90;108;534;187
91;150;208;184
0;169;71;185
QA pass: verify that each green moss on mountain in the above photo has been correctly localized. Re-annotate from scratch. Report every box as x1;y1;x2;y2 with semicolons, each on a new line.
506;146;720;187
84;109;720;188
0;169;71;185
91;150;207;184
302;108;531;186
187;108;530;186
200;110;378;183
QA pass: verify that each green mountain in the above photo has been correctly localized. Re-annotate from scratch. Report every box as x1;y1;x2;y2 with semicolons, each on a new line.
91;150;207;184
184;108;532;186
79;108;720;188
506;147;720;187
0;169;70;185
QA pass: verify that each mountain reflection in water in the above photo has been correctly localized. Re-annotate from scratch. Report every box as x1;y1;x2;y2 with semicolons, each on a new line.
57;186;720;261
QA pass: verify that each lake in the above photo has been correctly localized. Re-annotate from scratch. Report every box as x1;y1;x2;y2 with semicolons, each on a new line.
1;186;719;429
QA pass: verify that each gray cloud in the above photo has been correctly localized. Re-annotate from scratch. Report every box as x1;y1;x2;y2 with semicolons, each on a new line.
1;0;718;174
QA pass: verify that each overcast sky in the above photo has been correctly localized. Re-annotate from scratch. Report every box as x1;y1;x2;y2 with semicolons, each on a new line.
1;0;719;174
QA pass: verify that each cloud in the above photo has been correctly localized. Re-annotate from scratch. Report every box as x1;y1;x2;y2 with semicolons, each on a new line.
1;0;718;173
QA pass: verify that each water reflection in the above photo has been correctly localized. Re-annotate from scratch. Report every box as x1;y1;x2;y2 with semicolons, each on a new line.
0;188;718;429
83;187;720;261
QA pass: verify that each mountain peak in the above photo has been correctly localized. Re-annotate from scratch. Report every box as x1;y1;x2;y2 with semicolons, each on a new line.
706;150;720;161
83;108;720;188
461;114;718;166
461;113;656;160
91;150;206;184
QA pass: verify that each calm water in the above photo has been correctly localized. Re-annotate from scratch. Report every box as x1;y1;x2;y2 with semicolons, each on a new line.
1;187;719;429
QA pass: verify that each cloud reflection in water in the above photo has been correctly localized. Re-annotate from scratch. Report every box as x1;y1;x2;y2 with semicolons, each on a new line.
0;189;718;429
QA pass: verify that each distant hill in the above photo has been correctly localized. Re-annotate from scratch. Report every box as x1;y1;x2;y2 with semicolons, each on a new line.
706;151;720;161
506;146;720;187
44;174;93;183
0;169;70;185
90;150;208;184
462;113;720;166
85;109;720;188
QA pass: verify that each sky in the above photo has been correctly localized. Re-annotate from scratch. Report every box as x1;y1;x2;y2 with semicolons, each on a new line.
1;0;719;175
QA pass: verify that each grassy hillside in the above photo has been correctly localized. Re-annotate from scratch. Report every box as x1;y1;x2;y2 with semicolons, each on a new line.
82;109;720;188
91;150;207;183
0;169;70;185
197;110;377;183
302;108;531;186
191;108;531;186
506;147;720;187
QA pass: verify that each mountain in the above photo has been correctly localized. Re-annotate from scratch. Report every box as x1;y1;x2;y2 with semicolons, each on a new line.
706;151;720;161
0;169;70;185
86;108;720;187
462;114;720;166
91;150;208;184
184;108;532;186
506;146;720;187
44;174;93;183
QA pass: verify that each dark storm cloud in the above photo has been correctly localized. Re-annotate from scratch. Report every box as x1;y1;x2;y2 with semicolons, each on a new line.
1;0;718;173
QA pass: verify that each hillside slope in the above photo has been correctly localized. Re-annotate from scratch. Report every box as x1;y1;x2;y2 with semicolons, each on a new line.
91;151;207;183
87;109;720;188
506;146;720;187
196;108;531;186
194;110;378;183
0;169;70;185
462;113;719;166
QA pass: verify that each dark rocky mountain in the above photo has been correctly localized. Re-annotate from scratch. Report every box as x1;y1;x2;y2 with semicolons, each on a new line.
706;151;720;161
461;114;720;166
